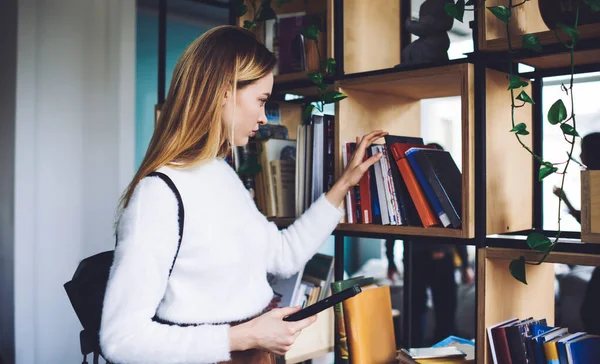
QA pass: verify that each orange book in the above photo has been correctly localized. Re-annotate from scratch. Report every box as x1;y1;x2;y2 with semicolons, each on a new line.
343;285;397;364
389;143;439;227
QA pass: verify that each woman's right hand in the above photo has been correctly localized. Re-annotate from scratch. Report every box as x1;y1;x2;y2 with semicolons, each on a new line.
229;306;317;355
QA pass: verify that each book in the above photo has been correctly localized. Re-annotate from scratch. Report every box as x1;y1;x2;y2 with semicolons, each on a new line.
389;141;439;227
330;276;375;364
384;135;423;226
409;148;463;228
487;318;519;364
343;285;396;364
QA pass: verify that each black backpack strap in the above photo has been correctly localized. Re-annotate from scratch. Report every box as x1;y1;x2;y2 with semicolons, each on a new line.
147;171;185;277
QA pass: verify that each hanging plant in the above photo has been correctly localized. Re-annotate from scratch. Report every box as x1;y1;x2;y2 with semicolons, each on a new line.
445;0;599;284
237;0;346;125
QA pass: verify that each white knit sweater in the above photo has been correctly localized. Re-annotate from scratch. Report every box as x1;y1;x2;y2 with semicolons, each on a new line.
99;158;344;364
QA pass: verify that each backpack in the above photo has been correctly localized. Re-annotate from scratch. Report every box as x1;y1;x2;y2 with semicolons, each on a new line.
63;172;184;364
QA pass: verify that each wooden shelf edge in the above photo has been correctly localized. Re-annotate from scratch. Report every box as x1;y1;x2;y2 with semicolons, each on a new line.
270;218;471;239
483;247;600;266
335;223;466;238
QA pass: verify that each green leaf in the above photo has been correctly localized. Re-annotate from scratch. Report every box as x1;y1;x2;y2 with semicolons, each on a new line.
487;6;511;23
465;0;475;5
325;58;337;76
302;104;315;124
516;90;535;104
556;23;580;44
318;83;330;93
301;25;320;41
539;163;558;180
322;91;347;104
257;4;277;21
583;0;600;11
508;75;529;90
527;232;552;252
510;123;530;135
567;152;585;167
509;256;527;285
237;4;248;17
560;123;580;137
445;0;465;22
548;99;567;125
243;20;256;29
522;33;542;52
308;72;323;85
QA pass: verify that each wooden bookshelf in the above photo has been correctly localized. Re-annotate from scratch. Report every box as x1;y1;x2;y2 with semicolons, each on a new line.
478;0;600;55
333;63;533;238
582;170;600;243
477;248;600;364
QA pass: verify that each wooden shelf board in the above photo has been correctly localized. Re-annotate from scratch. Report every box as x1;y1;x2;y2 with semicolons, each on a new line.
335;223;465;238
519;48;600;69
271;218;466;238
339;63;469;100
484;247;600;266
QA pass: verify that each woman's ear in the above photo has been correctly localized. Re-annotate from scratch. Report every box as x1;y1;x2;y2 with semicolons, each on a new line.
222;89;230;107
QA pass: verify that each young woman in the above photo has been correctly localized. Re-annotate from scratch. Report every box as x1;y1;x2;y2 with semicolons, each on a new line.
99;25;386;364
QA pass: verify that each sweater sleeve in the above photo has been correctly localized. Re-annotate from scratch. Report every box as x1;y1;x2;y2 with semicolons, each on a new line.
100;176;231;364
263;193;344;277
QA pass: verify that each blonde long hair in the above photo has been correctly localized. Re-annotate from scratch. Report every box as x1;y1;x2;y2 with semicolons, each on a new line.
118;25;277;213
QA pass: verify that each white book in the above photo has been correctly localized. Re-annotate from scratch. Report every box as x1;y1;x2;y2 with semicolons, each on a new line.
372;145;390;225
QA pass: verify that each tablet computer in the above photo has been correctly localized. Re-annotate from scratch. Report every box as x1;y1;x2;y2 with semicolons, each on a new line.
282;284;362;322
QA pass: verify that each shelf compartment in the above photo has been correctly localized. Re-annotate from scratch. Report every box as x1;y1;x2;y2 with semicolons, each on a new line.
334;63;533;238
479;0;600;54
238;0;333;90
477;247;600;364
582;170;600;243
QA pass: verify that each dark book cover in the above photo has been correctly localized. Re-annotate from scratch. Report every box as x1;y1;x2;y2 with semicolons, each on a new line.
367;146;382;224
411;149;462;228
323;115;335;193
383;135;423;226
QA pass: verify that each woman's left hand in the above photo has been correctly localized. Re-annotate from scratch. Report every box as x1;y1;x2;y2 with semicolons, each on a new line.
325;130;388;207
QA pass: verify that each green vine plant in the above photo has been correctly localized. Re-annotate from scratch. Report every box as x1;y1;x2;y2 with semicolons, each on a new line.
446;0;600;284
237;0;347;125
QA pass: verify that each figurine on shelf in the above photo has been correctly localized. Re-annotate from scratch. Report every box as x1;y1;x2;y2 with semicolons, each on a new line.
400;0;455;65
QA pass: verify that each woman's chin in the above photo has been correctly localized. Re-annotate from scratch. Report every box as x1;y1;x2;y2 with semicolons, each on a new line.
233;136;250;147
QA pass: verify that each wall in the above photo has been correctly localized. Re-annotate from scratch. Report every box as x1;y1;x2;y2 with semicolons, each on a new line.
135;7;227;167
12;0;135;363
0;0;17;362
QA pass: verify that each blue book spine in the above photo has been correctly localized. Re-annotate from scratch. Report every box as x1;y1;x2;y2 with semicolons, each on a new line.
405;149;451;227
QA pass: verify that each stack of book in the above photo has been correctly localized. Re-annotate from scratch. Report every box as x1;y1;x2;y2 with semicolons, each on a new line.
343;135;462;229
397;336;475;364
487;317;600;363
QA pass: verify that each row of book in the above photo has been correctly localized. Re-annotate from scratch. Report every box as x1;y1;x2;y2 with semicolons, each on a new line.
343;135;463;228
488;317;600;363
268;253;335;310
